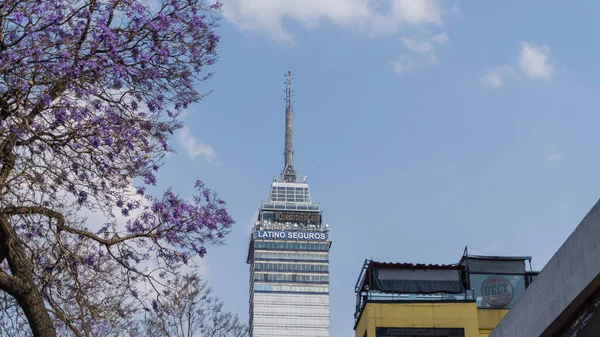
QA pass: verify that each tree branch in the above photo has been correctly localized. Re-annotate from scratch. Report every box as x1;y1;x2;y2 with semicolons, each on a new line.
0;206;159;246
0;269;23;296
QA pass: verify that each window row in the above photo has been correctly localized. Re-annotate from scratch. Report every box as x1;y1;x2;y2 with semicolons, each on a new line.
254;283;328;293
254;251;328;261
254;273;329;283
261;203;320;211
270;196;310;203
254;241;329;251
271;191;310;197
271;186;309;193
254;262;329;272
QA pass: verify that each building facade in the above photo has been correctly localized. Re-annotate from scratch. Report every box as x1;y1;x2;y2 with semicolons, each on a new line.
247;72;331;337
353;249;538;337
490;200;600;337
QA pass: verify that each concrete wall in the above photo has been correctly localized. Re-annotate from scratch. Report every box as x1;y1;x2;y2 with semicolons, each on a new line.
490;200;600;337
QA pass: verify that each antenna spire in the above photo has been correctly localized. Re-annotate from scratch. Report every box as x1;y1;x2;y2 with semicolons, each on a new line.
282;71;297;182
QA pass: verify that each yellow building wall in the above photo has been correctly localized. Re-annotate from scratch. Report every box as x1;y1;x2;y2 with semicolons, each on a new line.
354;303;510;337
355;309;368;337
355;302;480;337
476;309;509;337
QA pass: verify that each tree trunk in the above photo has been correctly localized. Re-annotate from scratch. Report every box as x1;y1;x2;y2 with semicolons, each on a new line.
14;286;57;337
0;217;56;337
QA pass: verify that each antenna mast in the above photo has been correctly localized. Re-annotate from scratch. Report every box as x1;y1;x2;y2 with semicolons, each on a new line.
282;71;297;182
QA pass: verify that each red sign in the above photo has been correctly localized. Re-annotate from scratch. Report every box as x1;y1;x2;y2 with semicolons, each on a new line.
482;276;513;307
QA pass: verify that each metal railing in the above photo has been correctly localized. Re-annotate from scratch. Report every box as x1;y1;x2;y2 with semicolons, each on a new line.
354;289;476;321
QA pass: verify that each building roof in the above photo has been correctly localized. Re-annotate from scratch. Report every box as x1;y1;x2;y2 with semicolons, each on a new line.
369;260;464;270
460;254;532;262
354;259;467;294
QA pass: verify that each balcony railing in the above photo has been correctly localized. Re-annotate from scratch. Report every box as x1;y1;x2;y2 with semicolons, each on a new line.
354;289;476;321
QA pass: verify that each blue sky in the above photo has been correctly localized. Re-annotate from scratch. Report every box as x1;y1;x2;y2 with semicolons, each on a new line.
154;1;600;336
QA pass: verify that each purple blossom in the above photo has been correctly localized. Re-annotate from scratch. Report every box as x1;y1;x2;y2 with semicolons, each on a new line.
12;12;25;23
84;255;96;266
77;191;88;205
89;136;100;148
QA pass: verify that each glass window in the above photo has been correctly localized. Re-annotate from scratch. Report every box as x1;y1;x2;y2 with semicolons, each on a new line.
261;212;274;221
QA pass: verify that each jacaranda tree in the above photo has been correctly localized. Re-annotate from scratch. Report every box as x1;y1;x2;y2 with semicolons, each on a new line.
0;1;234;336
144;273;249;337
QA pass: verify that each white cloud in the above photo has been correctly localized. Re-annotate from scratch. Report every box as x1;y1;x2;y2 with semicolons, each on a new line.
372;0;443;35
222;0;371;42
431;32;449;44
480;41;553;87
222;0;445;42
518;42;553;79
546;152;563;162
401;37;436;62
392;55;414;75
400;33;448;64
480;65;515;88
391;0;442;25
393;32;448;74
176;126;216;163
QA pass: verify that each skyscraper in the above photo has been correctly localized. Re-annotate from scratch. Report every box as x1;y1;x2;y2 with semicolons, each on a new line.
247;72;331;337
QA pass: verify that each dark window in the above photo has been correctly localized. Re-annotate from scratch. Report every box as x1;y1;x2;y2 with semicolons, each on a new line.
376;327;465;337
262;211;275;221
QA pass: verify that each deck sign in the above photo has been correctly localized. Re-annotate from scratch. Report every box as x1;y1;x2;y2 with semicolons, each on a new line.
482;276;514;307
274;211;321;223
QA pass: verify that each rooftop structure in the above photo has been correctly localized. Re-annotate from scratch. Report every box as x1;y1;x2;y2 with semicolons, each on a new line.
353;248;539;337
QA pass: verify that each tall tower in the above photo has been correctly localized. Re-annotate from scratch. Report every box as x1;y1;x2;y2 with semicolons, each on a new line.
247;72;331;337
